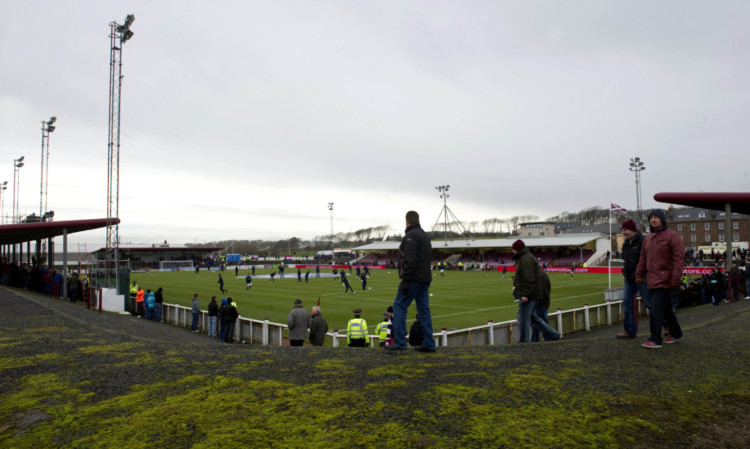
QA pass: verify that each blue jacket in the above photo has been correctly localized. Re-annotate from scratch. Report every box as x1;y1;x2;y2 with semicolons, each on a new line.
145;292;156;309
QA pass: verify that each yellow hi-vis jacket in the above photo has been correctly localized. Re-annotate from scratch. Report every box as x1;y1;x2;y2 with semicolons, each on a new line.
376;320;388;342
129;284;138;296
347;318;368;344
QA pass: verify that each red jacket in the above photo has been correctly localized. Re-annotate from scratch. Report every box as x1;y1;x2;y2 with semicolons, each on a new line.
635;227;684;289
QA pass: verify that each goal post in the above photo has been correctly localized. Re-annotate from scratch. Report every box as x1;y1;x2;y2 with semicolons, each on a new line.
159;260;194;271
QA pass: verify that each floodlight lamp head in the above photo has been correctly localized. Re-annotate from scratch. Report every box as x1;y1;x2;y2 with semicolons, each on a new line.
17;156;24;162
48;116;56;125
17;162;24;168
2;181;7;186
121;30;134;42
47;125;55;133
124;14;135;28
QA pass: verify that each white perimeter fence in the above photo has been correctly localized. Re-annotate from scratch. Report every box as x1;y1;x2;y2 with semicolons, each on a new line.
159;288;638;347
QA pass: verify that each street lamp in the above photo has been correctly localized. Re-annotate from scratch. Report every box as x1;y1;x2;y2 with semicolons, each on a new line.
328;202;334;246
629;157;645;230
40;116;56;219
0;181;7;224
13;156;25;224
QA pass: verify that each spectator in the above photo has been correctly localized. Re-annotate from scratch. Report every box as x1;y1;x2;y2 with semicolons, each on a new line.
512;239;560;343
191;293;200;333
135;286;145;317
617;219;651;339
145;289;156;321
154;287;164;323
221;298;239;343
287;299;311;347
207;296;219;338
636;209;684;349
309;306;328;347
385;211;436;353
530;269;560;342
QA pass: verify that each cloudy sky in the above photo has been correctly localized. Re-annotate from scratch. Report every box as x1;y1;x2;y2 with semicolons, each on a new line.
1;1;749;248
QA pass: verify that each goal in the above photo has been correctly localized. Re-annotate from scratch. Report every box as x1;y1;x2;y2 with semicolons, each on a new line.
159;260;194;271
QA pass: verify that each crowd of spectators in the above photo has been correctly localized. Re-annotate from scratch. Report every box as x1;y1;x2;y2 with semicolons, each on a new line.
0;259;85;301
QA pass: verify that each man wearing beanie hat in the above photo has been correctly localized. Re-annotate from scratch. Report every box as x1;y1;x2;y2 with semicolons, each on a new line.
512;239;561;343
287;299;311;347
636;209;684;348
617;219;651;339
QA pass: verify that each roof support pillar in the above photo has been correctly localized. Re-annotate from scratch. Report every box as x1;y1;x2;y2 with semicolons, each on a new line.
62;228;68;299
725;202;733;266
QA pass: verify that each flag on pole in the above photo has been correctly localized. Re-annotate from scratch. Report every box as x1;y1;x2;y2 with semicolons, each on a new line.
317;296;320;306
610;203;626;213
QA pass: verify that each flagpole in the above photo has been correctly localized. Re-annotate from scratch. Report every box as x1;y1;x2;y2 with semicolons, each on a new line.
608;202;612;290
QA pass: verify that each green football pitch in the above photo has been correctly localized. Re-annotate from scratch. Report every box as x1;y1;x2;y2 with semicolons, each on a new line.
131;268;625;334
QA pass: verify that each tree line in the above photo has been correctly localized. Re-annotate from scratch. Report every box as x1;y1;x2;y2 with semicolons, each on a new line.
188;206;632;255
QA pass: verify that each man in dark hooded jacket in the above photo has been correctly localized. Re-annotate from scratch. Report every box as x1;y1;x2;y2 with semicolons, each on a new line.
636;209;684;348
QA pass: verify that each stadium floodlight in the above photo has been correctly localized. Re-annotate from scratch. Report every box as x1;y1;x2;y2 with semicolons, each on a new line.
106;13;135;291
40;116;57;218
629;157;646;230
13;157;25;224
328;202;334;246
0;181;7;224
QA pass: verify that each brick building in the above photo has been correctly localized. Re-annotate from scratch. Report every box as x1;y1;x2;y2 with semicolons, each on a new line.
667;207;750;253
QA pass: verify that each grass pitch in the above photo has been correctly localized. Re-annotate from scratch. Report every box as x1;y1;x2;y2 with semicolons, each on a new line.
131;268;624;334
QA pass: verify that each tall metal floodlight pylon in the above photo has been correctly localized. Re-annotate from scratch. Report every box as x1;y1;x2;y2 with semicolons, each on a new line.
106;14;135;291
431;185;474;246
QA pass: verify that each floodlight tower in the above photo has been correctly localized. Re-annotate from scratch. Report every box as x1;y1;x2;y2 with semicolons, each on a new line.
106;14;135;290
13;157;25;224
431;185;474;246
0;181;7;224
629;157;645;230
328;202;334;246
40;116;56;219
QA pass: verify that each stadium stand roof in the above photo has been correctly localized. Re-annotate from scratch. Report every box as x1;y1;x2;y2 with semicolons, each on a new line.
654;192;750;215
0;218;118;245
354;234;604;251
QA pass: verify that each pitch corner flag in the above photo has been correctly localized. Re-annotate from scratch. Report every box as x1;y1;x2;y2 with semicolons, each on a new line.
610;202;626;213
317;297;320;306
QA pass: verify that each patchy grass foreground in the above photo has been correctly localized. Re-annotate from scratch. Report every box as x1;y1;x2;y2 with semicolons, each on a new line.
1;289;749;448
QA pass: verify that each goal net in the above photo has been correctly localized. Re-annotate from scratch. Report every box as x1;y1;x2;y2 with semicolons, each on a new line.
159;260;194;271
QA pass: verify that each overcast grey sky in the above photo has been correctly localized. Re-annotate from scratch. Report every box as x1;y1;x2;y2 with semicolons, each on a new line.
2;1;749;248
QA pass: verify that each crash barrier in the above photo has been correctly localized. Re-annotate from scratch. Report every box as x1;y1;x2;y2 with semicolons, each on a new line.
158;287;649;347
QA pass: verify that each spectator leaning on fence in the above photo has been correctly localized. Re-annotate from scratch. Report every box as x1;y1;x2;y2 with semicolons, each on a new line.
191;293;200;333
207;296;219;338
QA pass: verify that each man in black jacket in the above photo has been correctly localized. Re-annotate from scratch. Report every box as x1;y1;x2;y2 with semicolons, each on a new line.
618;219;651;339
220;298;239;343
385;211;436;352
